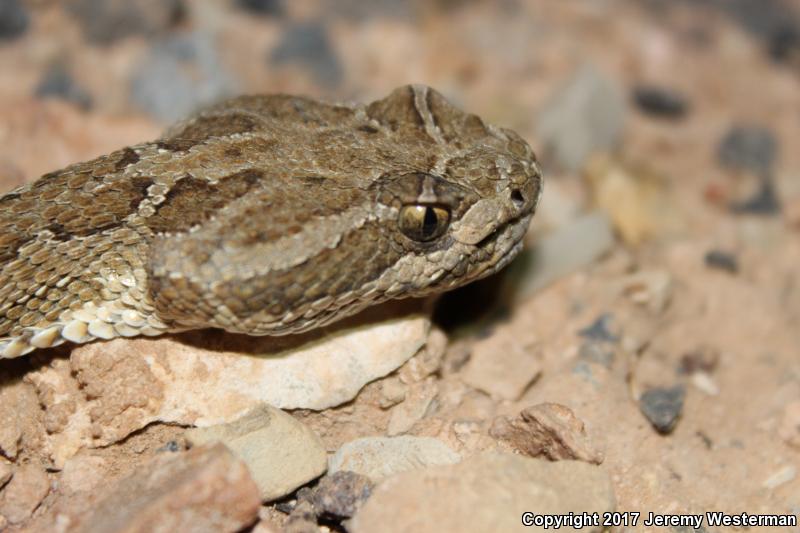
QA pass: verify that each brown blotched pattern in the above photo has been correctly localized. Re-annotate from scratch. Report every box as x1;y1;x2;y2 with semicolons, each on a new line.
0;85;542;358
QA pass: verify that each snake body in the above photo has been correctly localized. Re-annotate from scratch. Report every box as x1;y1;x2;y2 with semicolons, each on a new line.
0;85;542;359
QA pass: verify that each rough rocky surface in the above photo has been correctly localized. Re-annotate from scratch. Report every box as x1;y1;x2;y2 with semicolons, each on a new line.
0;463;50;525
22;306;427;466
29;444;260;533
185;405;327;501
490;403;604;464
349;453;615;533
329;436;461;481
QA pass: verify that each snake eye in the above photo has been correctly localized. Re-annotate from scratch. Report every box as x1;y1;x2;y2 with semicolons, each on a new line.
398;205;451;242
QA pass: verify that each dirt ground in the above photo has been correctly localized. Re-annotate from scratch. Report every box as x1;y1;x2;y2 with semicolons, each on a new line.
0;0;799;532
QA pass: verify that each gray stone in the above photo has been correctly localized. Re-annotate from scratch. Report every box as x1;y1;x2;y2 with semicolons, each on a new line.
717;125;777;175
270;22;343;87
329;436;461;481
639;385;686;434
67;0;184;45
304;471;373;520
130;32;238;122
513;211;615;301
537;65;625;172
632;85;689;119
0;0;28;41
186;405;327;501
350;453;615;533
35;63;93;110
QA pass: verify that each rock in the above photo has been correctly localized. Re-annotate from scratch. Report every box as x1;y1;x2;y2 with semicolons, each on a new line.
0;464;50;525
639;385;685;434
398;327;447;384
58;454;108;495
490;403;604;464
0;460;11;489
778;401;800;449
762;465;796;489
512;211;615;300
283;500;317;533
717;125;777;175
304;471;373;519
251;511;283;533
678;345;720;375
0;0;28;41
536;64;625;172
279;472;374;533
690;372;719;396
185;405;327;501
329;436;461;481
26;307;428;465
236;0;283;16
632;85;689;119
350;453;615;533
618;269;673;314
711;0;800;63
387;379;439;435
704;249;739;274
578;314;620;342
378;377;407;408
461;324;541;401
270;21;343;87
78;444;260;532
67;0;185;45
586;154;681;246
577;315;619;369
730;178;781;216
131;31;237;122
35;63;93;110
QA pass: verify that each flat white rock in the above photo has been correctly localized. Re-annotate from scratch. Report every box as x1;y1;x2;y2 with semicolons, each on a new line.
26;302;429;466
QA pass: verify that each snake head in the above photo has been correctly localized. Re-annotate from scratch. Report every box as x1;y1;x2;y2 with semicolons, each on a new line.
148;85;542;335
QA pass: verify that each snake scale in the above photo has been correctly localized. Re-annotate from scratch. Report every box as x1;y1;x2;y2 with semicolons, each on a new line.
0;85;542;359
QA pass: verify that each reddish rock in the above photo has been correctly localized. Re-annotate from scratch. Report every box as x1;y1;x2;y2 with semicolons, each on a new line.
350;453;614;533
69;444;260;533
0;463;50;525
490;403;604;464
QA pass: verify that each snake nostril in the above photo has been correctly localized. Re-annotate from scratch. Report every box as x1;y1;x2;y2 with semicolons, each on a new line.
510;188;525;209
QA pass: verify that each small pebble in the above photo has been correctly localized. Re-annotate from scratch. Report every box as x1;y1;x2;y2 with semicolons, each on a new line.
236;0;283;16
0;0;29;41
769;25;800;62
270;22;343;87
35;64;93;110
717;125;777;175
762;465;796;489
306;471;374;520
578;313;619;342
632;85;689;119
729;179;781;215
67;0;185;45
536;65;625;172
639;385;686;434
704;250;739;274
691;372;719;396
156;440;182;453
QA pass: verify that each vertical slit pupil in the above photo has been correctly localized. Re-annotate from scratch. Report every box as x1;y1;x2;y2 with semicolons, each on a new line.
422;207;438;237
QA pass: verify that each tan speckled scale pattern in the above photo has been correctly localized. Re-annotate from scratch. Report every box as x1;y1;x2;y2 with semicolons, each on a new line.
0;85;542;358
